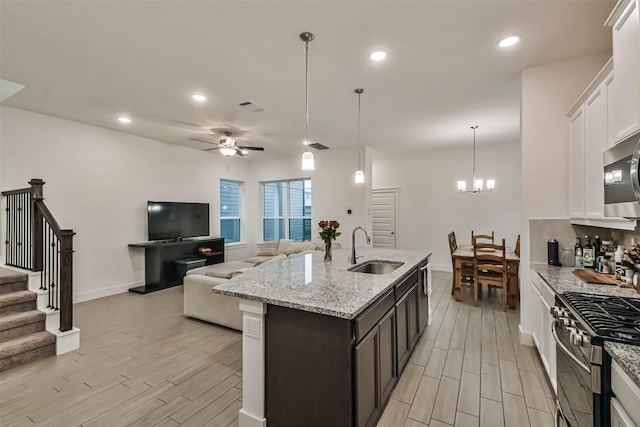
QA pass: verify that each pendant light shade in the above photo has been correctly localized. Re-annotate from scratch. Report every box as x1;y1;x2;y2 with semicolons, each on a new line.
300;32;315;171
354;88;364;184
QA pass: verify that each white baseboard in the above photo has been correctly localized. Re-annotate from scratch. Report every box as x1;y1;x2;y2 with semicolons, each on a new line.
74;281;143;303
238;409;266;427
51;327;81;354
519;324;535;346
431;263;452;272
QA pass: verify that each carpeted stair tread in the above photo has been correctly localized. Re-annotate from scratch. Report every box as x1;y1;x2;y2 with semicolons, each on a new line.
0;268;28;285
0;331;56;358
0;290;36;310
0;310;45;332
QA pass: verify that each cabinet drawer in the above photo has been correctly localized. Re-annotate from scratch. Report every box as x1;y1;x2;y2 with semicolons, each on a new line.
395;269;418;300
355;290;395;343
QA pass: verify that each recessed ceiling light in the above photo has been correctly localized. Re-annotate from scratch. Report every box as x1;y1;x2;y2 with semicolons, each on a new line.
369;50;387;61
191;93;207;102
118;116;132;124
498;36;520;48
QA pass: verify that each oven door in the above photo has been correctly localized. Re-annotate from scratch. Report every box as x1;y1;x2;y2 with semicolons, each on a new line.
603;130;640;218
552;320;594;427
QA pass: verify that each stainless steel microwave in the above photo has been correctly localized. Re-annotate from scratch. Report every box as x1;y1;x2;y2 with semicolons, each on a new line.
603;130;640;218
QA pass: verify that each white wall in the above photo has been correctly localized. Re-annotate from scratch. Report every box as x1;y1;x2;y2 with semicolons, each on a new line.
519;52;611;336
248;147;372;252
373;143;521;270
0;106;252;302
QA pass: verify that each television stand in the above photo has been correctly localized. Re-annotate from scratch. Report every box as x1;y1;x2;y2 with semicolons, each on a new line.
128;237;224;294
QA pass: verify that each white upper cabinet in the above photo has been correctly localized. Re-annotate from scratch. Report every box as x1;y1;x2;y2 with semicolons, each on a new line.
585;85;608;218
606;0;640;143
569;106;586;219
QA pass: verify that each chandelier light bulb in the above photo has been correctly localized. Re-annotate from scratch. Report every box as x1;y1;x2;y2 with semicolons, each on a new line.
220;147;236;157
474;179;484;192
487;179;496;190
457;181;466;192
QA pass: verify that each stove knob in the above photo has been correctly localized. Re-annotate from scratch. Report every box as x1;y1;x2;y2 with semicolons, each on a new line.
570;331;583;346
550;306;561;318
582;335;591;346
560;318;571;327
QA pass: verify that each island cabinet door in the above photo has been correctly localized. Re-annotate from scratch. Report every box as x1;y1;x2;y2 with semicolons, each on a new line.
378;307;397;406
355;325;381;427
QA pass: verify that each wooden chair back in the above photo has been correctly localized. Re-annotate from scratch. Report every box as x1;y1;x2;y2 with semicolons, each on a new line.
473;238;508;309
472;230;494;245
515;234;521;258
448;232;457;256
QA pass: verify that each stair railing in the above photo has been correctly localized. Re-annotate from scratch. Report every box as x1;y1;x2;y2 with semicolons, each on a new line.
2;179;75;332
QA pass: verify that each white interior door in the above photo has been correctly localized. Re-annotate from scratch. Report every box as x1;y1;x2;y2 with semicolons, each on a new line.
372;189;397;248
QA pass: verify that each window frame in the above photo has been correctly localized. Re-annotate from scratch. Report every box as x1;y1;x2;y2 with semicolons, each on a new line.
261;178;312;242
219;178;244;245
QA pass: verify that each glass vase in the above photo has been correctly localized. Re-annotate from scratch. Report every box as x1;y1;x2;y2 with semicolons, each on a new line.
324;240;332;262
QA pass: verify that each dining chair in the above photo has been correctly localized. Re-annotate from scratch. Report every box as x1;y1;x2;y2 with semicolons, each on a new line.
515;234;521;257
473;238;508;310
472;230;495;244
448;231;474;295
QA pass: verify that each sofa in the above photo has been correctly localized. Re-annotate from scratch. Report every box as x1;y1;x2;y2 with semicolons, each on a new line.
183;239;329;330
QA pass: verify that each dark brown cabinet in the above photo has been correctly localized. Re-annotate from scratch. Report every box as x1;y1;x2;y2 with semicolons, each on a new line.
265;257;430;427
355;307;397;427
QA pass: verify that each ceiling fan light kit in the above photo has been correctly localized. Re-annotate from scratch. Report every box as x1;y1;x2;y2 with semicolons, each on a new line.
300;31;315;171
190;130;264;157
354;88;365;184
457;125;495;193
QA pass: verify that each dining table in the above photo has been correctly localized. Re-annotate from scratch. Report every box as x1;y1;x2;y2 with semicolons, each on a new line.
452;244;520;309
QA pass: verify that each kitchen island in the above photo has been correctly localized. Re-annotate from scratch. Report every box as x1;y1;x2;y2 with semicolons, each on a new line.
213;248;432;427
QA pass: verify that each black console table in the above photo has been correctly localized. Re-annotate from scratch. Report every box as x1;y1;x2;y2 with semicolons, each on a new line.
128;237;224;294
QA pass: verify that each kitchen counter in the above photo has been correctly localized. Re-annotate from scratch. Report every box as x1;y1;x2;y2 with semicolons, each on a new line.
532;263;640;388
532;264;640;298
213;247;431;319
605;342;640;388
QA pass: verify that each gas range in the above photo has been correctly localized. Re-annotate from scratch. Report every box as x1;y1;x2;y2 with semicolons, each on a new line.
561;292;640;345
552;292;640;427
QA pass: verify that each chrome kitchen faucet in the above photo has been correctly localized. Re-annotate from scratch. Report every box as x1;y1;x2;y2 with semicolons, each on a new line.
351;226;371;264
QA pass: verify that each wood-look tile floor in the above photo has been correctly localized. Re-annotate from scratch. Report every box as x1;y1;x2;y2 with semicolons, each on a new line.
377;271;556;427
0;271;555;426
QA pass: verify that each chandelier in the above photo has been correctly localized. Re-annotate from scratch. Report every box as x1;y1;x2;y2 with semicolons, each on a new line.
457;125;495;193
300;32;315;171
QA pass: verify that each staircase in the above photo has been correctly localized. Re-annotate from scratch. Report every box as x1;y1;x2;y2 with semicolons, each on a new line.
0;267;55;371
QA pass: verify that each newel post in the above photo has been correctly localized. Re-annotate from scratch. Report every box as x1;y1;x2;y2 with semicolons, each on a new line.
59;229;75;332
29;179;45;272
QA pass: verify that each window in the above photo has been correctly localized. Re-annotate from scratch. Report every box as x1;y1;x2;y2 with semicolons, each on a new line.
263;179;312;241
220;179;243;243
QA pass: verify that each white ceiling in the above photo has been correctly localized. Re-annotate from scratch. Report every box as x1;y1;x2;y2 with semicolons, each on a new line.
0;0;615;160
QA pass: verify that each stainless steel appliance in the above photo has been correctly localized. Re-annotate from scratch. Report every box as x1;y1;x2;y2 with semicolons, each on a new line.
603;130;640;218
551;292;640;426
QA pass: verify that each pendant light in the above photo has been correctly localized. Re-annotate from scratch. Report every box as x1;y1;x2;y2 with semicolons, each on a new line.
457;125;495;193
300;32;315;171
354;88;365;184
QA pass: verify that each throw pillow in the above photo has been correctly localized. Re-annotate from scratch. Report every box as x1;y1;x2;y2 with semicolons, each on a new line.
276;239;293;255
284;241;306;255
257;241;278;257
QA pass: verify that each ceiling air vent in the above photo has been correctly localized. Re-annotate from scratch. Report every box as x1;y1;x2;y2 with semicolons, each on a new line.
237;101;265;113
309;142;330;150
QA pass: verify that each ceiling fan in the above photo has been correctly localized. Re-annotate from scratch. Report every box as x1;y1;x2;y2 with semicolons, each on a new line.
191;131;265;157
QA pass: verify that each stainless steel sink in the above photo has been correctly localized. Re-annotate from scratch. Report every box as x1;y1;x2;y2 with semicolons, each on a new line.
348;260;404;274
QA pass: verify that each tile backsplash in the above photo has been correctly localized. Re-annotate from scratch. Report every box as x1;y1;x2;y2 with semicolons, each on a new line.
529;219;618;264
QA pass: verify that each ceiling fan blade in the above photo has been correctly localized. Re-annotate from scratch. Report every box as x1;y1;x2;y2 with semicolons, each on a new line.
190;137;219;146
236;146;265;151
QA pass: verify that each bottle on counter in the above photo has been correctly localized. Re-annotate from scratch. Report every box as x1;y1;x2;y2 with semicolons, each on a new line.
575;236;584;269
583;235;594;269
615;245;624;280
594;235;601;259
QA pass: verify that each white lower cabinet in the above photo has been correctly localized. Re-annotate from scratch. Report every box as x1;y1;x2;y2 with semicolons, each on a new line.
531;270;557;392
611;360;640;426
611;398;635;427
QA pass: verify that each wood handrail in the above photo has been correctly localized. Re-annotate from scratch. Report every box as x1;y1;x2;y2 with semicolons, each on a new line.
34;199;63;237
1;187;30;196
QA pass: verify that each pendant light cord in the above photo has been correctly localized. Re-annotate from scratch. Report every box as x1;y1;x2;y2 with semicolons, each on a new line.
471;125;478;182
305;40;310;147
357;91;361;169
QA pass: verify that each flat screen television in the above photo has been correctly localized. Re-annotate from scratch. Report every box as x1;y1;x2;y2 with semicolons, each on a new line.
147;201;210;241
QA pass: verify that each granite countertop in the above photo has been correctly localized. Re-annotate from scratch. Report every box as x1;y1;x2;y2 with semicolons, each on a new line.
212;248;431;319
533;263;640;388
532;264;640;298
605;341;640;388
